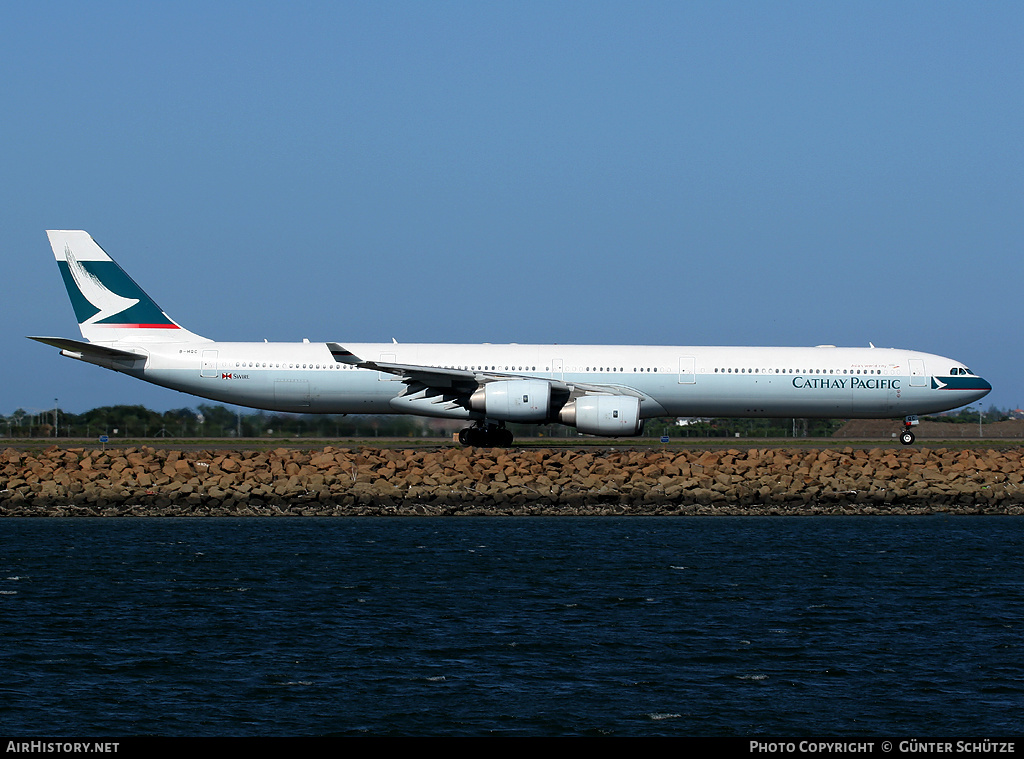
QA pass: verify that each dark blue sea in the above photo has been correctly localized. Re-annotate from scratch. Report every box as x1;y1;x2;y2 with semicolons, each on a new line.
1;516;1023;737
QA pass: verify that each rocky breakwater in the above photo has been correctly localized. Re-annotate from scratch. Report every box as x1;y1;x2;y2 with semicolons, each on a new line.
2;445;1023;516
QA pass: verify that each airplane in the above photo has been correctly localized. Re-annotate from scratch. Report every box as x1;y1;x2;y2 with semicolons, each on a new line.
30;230;991;447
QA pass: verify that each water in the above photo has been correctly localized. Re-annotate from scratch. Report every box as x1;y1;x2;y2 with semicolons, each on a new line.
1;516;1023;736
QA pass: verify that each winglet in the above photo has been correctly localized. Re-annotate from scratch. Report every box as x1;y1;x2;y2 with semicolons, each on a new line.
327;342;362;365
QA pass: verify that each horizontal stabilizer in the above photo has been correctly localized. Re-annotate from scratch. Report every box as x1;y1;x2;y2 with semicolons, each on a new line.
28;336;148;361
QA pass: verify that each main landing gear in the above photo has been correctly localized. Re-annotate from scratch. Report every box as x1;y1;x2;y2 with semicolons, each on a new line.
458;422;514;447
900;415;919;446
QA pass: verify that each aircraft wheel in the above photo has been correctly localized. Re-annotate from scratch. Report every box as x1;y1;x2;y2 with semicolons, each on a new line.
458;425;512;447
900;430;915;446
459;427;485;446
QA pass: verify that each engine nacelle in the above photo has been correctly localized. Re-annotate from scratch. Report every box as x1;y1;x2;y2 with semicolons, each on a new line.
469;379;551;422
559;395;643;436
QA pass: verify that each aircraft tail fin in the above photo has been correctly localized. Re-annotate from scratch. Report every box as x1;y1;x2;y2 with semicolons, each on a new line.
46;230;209;343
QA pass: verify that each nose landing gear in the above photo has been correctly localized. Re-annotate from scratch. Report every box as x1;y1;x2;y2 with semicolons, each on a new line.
899;415;919;446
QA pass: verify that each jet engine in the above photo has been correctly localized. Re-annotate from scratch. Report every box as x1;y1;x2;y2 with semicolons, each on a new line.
559;395;643;436
468;379;552;422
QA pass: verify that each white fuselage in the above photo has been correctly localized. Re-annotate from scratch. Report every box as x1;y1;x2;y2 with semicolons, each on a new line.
88;341;990;421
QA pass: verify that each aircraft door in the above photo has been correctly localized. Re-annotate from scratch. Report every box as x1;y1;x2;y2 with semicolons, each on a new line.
909;358;927;387
678;356;696;384
201;350;218;378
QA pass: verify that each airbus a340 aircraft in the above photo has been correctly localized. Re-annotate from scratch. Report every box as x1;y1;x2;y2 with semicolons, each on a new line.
31;230;991;446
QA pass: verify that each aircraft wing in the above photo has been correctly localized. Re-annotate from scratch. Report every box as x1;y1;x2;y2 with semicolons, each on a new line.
326;342;648;399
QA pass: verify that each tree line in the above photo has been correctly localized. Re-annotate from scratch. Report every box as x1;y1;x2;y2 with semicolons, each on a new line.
1;404;429;439
1;403;1015;440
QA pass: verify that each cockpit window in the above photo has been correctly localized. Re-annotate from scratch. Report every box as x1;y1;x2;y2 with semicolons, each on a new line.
949;367;974;376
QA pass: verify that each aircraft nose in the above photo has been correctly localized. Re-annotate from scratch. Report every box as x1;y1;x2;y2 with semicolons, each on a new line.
970;376;992;402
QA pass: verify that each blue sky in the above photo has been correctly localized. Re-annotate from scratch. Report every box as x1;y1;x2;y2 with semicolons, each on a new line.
3;1;1021;415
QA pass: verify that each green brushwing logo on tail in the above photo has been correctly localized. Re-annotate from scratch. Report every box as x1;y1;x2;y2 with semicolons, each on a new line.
58;245;178;329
